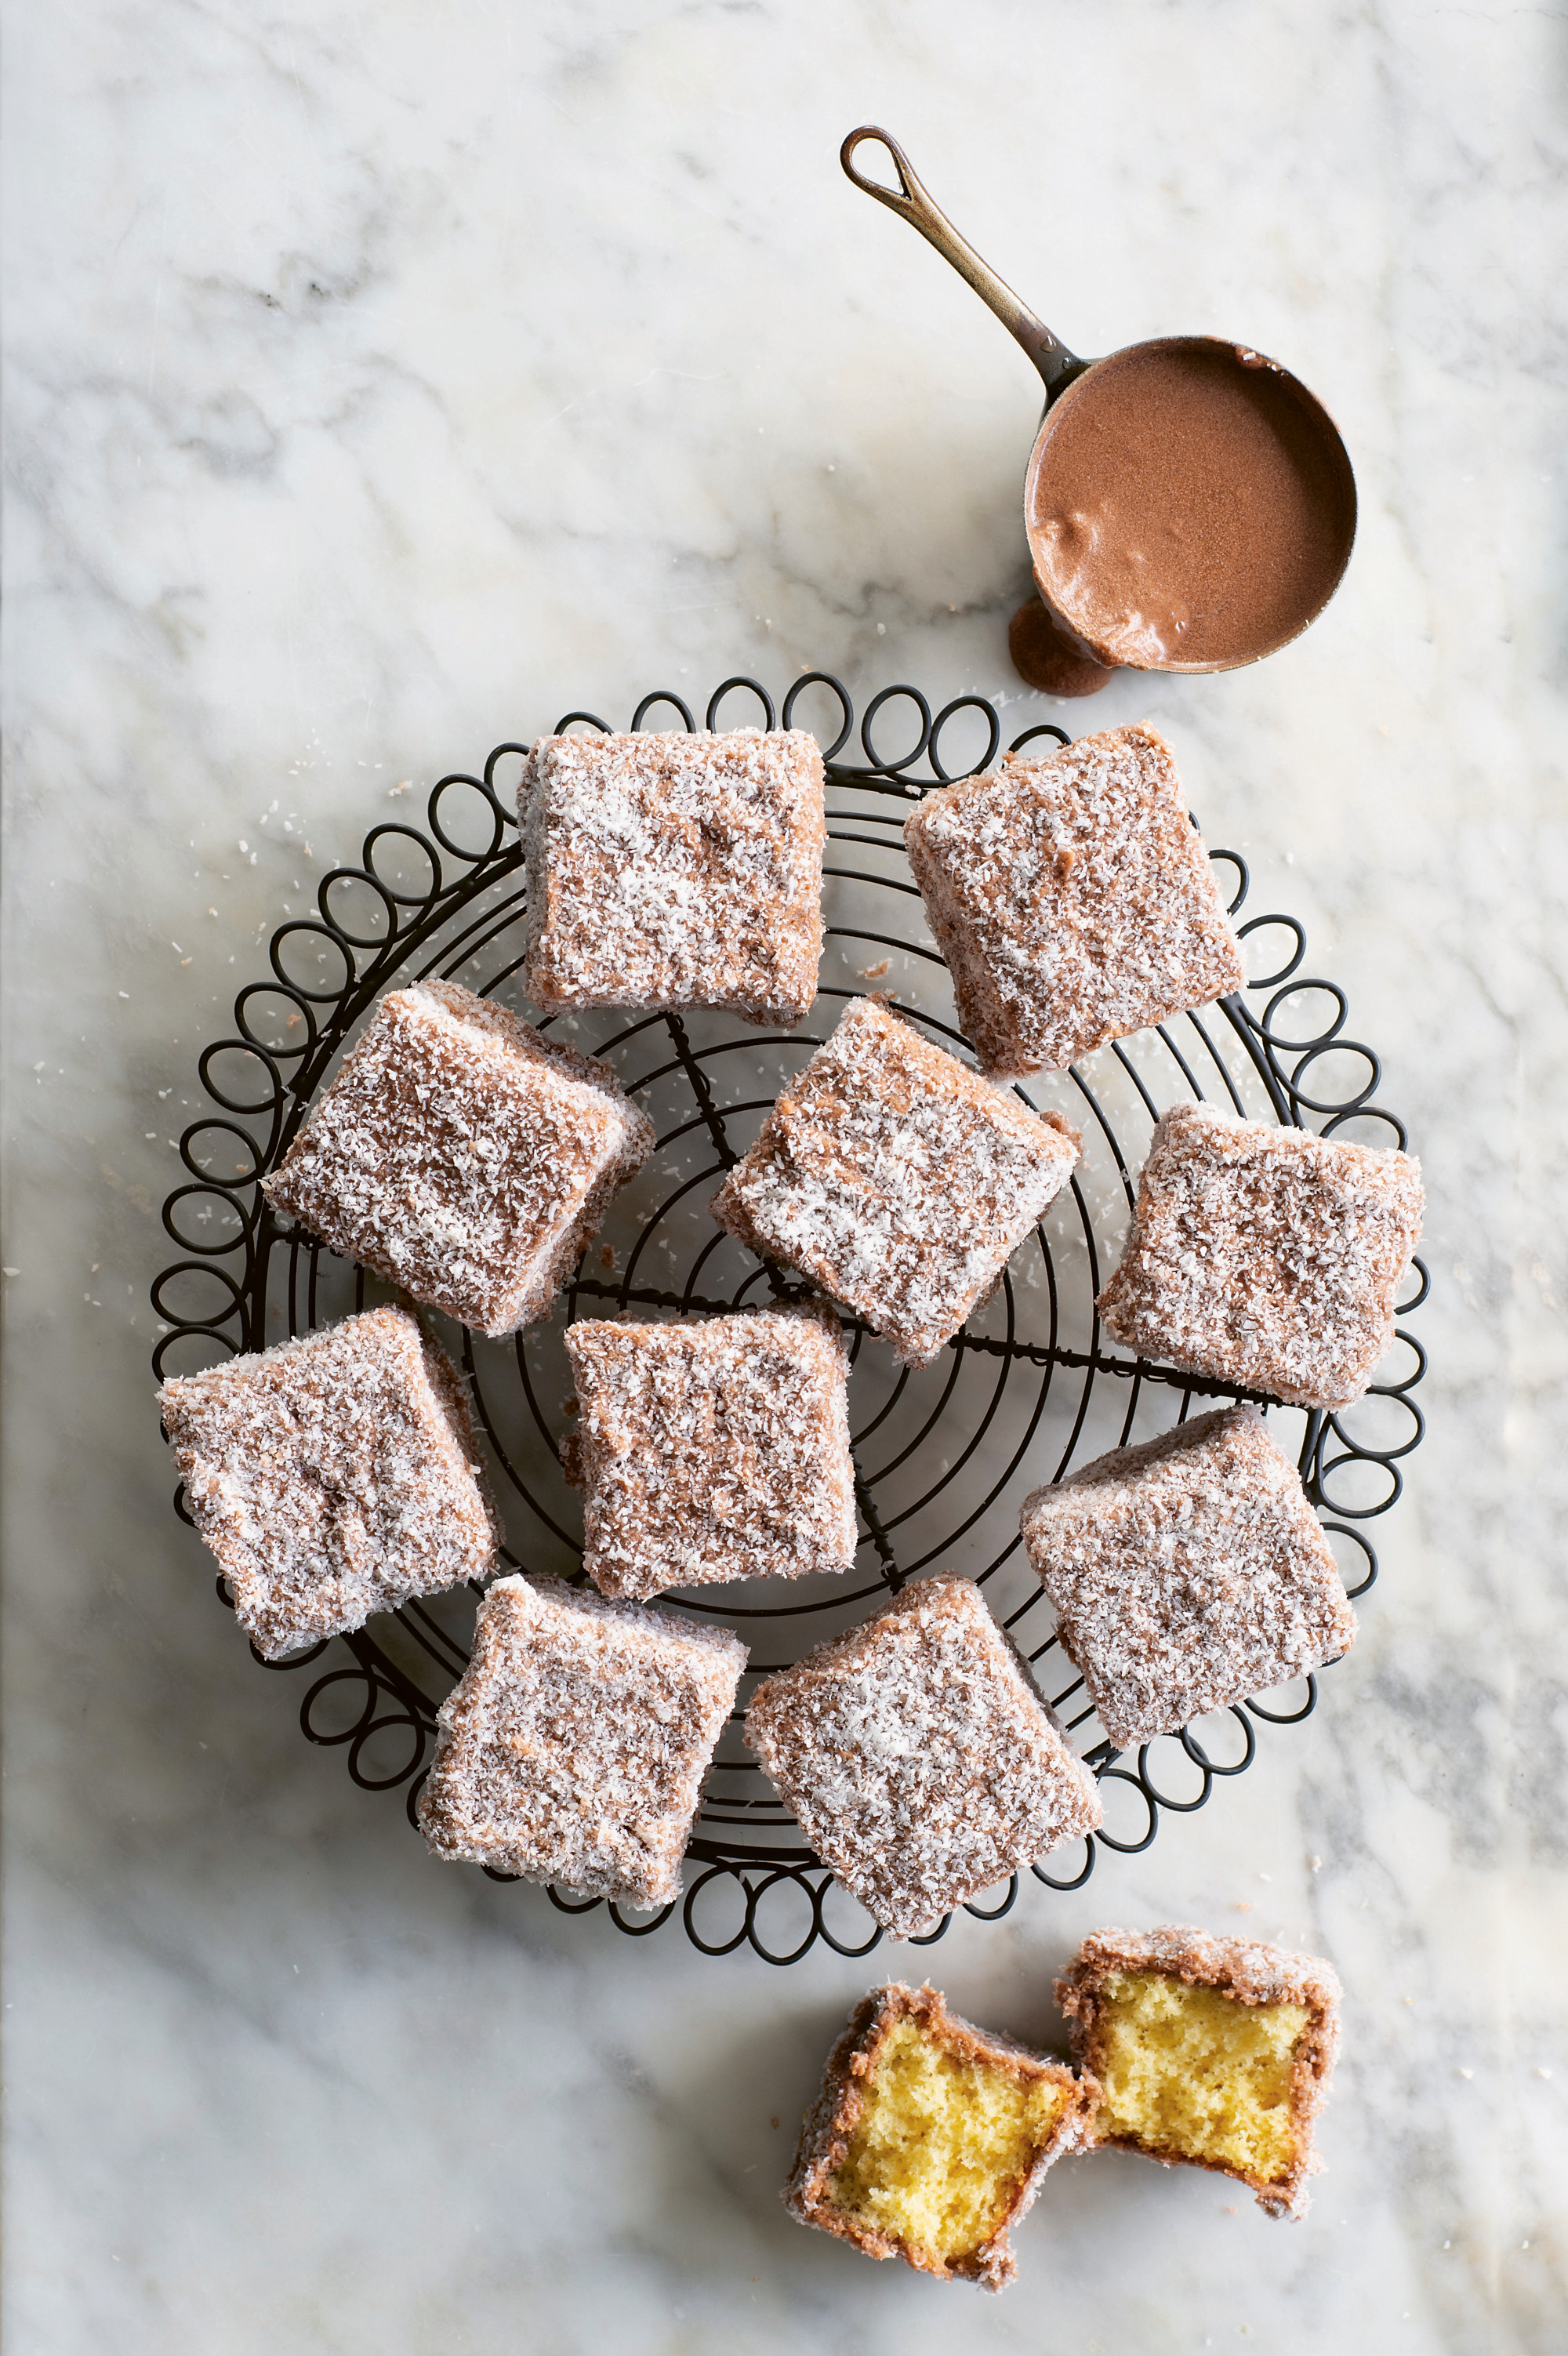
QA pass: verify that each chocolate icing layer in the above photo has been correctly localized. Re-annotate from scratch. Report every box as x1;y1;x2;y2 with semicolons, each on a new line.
1026;338;1354;671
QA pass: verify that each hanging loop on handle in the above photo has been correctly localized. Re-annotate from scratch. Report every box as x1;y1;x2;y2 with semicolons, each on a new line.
840;126;1084;395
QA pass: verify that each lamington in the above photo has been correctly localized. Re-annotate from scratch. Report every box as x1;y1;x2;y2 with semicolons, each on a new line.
520;725;825;1026
1019;1404;1355;1752
157;1305;500;1659
710;996;1079;1367
1056;1924;1342;2219
746;1574;1102;1937
785;1981;1093;2289
904;723;1244;1078
1096;1101;1425;1410
417;1574;746;1908
262;978;654;1338
562;1305;857;1601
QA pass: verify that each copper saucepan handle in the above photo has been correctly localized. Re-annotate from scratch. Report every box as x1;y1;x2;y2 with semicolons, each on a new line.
840;125;1085;396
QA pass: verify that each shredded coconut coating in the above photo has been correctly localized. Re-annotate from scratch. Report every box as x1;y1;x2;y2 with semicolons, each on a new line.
1056;1924;1341;2219
746;1574;1102;1937
786;1981;1094;2290
562;1305;857;1602
1097;1101;1425;1410
521;726;826;1026
710;997;1080;1367
417;1574;746;1908
262;978;654;1338
157;1306;500;1660
1020;1403;1355;1752
904;723;1245;1077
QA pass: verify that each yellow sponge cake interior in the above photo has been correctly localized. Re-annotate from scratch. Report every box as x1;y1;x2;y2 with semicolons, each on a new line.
829;2015;1071;2265
786;1983;1089;2285
1090;1969;1308;2187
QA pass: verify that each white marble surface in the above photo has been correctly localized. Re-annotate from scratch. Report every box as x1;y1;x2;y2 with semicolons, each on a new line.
4;2;1566;2348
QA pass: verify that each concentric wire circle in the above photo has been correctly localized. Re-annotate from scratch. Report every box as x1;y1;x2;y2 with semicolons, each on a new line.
151;675;1428;1962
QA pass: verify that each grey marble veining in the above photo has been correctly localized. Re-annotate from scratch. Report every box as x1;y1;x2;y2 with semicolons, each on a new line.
3;2;1566;2350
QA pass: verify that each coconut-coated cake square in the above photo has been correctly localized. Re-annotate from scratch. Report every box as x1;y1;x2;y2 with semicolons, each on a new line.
746;1574;1102;1937
521;726;826;1026
905;723;1244;1078
417;1574;746;1909
563;1305;857;1601
1020;1404;1355;1753
1096;1102;1424;1410
710;996;1079;1367
262;978;653;1338
157;1305;500;1659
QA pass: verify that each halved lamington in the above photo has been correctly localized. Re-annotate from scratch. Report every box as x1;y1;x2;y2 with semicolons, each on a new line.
786;1981;1093;2289
1056;1923;1342;2219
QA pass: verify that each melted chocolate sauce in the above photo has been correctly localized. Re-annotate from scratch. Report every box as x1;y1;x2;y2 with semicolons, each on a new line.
1025;339;1354;671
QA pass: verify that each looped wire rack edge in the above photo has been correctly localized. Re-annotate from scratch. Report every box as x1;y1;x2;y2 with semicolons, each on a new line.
151;671;1429;1965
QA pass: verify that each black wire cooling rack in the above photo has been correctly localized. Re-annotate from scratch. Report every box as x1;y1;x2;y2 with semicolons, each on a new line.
151;672;1428;1964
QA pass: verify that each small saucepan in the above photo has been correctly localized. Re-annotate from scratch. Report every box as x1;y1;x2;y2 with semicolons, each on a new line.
840;127;1356;698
